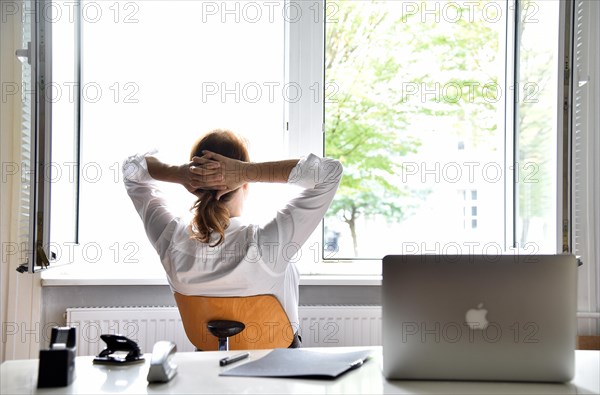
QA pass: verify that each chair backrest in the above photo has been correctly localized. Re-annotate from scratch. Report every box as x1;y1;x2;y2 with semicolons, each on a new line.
173;293;294;350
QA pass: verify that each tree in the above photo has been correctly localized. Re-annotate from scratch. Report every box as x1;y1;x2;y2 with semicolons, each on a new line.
325;0;501;256
325;1;419;256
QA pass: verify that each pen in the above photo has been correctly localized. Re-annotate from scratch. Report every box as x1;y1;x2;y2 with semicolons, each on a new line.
219;352;250;367
349;358;364;369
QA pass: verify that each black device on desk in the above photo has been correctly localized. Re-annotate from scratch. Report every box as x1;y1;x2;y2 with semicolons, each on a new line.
37;326;77;388
93;334;145;365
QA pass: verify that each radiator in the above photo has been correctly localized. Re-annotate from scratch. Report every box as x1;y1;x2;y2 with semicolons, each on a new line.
66;305;382;356
298;305;382;348
66;307;194;356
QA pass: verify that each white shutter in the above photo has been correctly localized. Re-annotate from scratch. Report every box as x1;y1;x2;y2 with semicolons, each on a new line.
572;0;600;333
15;0;52;273
17;4;33;270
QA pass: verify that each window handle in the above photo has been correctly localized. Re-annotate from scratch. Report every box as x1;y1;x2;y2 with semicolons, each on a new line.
577;70;590;88
15;42;31;65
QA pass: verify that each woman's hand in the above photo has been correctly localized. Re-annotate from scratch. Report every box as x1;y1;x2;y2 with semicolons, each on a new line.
180;157;226;197
145;155;225;198
189;151;299;200
191;151;247;200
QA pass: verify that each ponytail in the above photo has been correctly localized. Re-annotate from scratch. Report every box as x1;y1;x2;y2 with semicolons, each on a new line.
188;129;249;247
190;191;231;247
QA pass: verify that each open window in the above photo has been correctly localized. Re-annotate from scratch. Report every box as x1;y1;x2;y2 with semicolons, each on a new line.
13;0;54;273
15;0;596;309
319;0;562;265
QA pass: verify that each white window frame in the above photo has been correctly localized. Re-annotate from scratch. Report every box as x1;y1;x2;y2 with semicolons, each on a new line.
570;0;600;334
16;0;53;273
288;0;562;272
285;0;377;274
32;0;598;322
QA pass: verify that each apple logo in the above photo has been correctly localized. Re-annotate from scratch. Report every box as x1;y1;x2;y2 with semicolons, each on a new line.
465;303;489;330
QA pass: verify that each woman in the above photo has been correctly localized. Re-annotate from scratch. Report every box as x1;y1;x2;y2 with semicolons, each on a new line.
123;129;343;347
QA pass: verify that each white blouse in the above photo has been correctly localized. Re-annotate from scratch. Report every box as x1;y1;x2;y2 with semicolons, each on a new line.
123;153;343;329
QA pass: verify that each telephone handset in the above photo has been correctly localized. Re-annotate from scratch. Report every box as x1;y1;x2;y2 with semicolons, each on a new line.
147;341;178;383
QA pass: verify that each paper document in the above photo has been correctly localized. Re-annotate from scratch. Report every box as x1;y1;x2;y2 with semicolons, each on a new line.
220;348;372;379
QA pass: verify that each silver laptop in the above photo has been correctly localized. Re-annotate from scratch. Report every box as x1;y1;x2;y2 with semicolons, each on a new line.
382;254;578;382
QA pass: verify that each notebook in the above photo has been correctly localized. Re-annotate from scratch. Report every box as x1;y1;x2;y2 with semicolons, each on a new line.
382;254;578;382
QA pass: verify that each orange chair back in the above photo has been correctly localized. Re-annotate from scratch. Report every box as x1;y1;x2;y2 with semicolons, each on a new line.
173;293;294;350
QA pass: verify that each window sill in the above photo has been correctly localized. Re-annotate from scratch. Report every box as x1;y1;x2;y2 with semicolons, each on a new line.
40;264;170;286
40;264;382;287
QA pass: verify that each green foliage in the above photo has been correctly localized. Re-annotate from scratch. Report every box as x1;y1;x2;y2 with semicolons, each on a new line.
325;0;503;255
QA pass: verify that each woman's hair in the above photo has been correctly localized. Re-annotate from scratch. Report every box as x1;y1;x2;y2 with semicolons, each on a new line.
189;129;249;247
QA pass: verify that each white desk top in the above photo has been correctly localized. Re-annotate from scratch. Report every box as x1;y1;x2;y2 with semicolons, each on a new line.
2;347;599;394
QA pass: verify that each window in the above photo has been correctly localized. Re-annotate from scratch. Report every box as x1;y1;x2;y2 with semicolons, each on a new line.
50;1;288;269
36;0;594;289
324;1;507;259
321;0;560;261
460;190;478;230
571;0;600;332
50;0;80;253
513;0;561;253
16;0;34;271
13;0;53;272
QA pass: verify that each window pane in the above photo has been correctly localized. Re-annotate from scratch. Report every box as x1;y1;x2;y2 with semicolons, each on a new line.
514;0;559;253
324;0;507;258
50;0;79;258
77;1;284;267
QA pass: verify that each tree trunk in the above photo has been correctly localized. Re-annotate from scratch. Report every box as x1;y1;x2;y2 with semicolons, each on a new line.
348;218;358;256
344;205;358;256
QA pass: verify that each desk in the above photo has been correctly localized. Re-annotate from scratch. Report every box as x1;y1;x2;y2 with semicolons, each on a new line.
1;347;599;394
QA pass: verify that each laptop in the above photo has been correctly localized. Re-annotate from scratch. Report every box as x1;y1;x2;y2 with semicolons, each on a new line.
382;254;578;382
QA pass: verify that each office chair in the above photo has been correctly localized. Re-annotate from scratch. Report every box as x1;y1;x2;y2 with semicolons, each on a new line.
173;293;294;351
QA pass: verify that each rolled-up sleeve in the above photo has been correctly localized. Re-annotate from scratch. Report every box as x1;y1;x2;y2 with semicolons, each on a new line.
123;152;176;257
